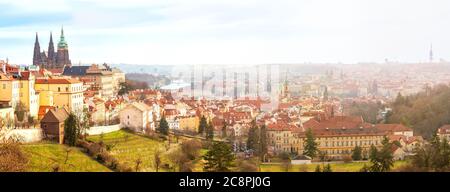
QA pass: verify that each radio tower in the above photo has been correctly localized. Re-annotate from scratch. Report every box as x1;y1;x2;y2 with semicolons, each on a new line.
244;72;249;97
234;72;238;100
222;68;226;97
190;65;195;99
201;66;205;98
429;43;434;63
256;65;260;98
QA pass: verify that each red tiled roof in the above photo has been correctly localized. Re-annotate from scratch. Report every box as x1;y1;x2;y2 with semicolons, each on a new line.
438;125;450;134
35;78;81;84
267;122;298;131
303;116;367;130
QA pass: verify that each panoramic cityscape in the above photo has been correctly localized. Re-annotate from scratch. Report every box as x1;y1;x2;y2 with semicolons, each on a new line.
2;0;450;174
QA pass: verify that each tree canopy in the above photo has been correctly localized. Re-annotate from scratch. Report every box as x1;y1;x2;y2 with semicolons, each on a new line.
387;84;450;139
203;142;235;172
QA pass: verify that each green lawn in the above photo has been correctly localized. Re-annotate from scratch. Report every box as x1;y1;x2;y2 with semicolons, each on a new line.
23;142;111;172
260;161;409;172
87;130;170;172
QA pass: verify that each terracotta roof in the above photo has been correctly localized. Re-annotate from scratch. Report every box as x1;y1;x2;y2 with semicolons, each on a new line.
0;73;14;81
438;125;450;134
267;122;298;131
41;108;69;123
35;78;81;84
129;102;152;112
303;116;368;130
38;106;55;117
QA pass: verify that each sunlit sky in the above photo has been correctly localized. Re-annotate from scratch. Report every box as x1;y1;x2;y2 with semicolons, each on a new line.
0;0;449;65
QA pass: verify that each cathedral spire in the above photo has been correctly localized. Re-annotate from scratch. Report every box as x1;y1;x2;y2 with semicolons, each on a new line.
33;32;41;66
56;26;71;68
47;32;56;67
58;26;68;49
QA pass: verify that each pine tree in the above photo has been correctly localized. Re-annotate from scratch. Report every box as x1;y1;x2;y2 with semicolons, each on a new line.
323;164;332;172
259;124;268;161
158;116;169;135
352;145;362;161
206;120;214;141
246;120;260;154
369;137;394;172
303;128;318;158
203;142;235;172
221;121;227;138
198;116;207;135
314;164;321;172
64;113;79;146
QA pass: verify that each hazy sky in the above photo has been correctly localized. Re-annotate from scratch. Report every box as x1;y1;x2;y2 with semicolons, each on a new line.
0;0;449;65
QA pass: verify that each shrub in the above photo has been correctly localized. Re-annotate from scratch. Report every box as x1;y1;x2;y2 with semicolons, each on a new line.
342;155;353;163
117;163;133;172
181;140;202;160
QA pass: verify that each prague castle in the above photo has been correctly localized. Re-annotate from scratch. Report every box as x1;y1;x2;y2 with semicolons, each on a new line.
33;27;71;69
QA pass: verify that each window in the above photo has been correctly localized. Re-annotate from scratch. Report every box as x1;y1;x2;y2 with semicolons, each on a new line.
2;84;5;89
58;87;61;92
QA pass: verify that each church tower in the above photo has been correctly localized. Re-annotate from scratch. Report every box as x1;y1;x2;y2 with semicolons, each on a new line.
56;27;71;68
33;33;42;66
47;32;56;68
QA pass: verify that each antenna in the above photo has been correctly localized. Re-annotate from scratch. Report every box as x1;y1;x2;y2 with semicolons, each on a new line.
429;43;434;63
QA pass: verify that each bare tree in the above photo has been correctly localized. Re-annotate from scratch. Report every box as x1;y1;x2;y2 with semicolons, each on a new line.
64;147;72;164
135;157;143;172
154;150;162;172
0;129;29;172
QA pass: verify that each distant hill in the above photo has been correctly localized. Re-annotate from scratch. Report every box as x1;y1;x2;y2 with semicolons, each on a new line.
386;84;450;139
110;64;174;76
125;73;170;88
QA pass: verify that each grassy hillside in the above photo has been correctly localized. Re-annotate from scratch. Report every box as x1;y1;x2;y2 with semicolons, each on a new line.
23;142;111;172
87;130;170;172
260;161;409;172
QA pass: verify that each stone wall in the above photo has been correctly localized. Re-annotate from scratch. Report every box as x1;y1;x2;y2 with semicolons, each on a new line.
86;124;122;136
1;128;43;143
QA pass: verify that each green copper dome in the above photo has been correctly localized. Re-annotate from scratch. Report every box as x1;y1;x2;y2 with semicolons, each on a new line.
58;27;68;49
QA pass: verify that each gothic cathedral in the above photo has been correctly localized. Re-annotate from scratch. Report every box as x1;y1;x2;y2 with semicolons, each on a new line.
33;27;71;69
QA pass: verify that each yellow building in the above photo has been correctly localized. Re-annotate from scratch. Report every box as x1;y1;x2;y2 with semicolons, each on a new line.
0;73;20;109
178;116;200;133
267;123;385;159
267;116;414;160
17;71;39;118
35;78;84;113
62;64;114;99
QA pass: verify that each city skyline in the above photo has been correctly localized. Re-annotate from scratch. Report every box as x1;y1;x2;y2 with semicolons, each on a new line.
1;0;450;65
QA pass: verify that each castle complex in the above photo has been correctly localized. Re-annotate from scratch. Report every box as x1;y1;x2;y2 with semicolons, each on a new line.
33;27;71;69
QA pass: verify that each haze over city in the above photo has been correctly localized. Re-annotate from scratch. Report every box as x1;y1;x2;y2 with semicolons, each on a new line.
1;0;450;65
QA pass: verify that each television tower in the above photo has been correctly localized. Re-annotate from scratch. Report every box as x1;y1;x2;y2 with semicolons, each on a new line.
190;65;195;99
234;72;238;100
222;68;226;97
429;43;434;63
